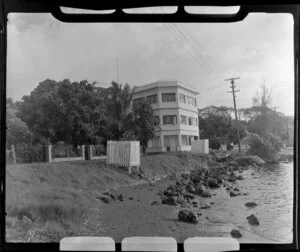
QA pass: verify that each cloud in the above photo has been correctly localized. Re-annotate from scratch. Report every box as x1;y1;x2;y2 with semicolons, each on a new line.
6;13;295;116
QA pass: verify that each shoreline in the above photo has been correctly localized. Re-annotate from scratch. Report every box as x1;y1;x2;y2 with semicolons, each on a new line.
5;152;293;243
92;174;278;244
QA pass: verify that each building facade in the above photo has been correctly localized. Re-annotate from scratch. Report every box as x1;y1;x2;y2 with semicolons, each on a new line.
132;81;199;152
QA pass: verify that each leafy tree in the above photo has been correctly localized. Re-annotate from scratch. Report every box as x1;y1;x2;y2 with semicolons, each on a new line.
198;106;245;149
104;81;135;140
248;81;275;136
123;99;155;152
252;80;272;109
6;98;32;146
247;132;282;161
17;79;108;145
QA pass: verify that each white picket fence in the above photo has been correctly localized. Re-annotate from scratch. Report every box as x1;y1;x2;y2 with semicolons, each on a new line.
106;141;140;174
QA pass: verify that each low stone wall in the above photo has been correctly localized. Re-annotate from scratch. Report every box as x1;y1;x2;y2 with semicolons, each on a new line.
146;146;167;153
177;146;191;152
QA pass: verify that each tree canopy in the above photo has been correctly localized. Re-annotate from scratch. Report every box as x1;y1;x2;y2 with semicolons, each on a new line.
17;79;108;145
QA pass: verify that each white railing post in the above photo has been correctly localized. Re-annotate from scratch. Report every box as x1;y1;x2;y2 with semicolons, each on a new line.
10;145;16;164
45;145;52;163
80;145;85;160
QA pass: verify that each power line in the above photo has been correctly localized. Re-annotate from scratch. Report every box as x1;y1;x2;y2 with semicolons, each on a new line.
180;23;217;71
153;7;216;71
151;8;207;68
161;6;217;71
225;77;241;153
171;23;216;72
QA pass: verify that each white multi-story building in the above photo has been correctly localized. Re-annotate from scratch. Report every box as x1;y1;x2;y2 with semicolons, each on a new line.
132;80;199;152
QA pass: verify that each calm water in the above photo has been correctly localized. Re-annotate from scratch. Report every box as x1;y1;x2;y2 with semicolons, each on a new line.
196;162;294;243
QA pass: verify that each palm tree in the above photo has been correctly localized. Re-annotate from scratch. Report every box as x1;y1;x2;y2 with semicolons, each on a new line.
105;81;135;139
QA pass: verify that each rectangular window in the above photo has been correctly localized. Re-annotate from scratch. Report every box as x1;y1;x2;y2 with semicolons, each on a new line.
180;115;187;125
163;115;177;125
188;117;197;126
153;116;160;126
187;96;196;106
179;93;185;103
162;93;176;102
146;94;157;104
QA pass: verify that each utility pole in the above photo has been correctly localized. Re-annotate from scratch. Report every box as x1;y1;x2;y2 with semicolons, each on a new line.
225;77;241;153
116;57;119;83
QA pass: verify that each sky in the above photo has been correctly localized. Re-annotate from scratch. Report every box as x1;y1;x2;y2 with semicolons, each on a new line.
7;7;295;116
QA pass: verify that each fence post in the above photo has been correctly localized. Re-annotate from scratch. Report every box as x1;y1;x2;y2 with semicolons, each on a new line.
80;145;85;160
10;145;16;164
45;145;52;163
86;145;92;160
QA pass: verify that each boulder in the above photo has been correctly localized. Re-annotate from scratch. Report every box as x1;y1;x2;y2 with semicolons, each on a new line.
195;184;206;195
236;175;244;180
247;214;260;226
186;184;196;194
151;201;160;206
181;173;190;180
228;177;236;183
229;191;238;197
162;196;177;205
200;191;212;198
163;185;178;197
178;210;198;224
200;205;210;209
183;193;195;200
98;196;110;203
245;202;257;208
233;188;239;192
117;194;123;201
231;229;243;238
177;194;185;204
208;179;220;189
129;197;133;200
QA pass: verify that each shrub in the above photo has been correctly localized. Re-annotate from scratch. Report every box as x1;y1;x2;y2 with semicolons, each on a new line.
209;136;221;150
264;132;283;152
247;133;277;160
14;143;45;164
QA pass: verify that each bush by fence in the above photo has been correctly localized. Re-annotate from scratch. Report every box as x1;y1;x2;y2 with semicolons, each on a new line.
14;143;44;164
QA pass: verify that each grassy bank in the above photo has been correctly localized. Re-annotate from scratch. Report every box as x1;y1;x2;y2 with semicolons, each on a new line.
6;152;209;242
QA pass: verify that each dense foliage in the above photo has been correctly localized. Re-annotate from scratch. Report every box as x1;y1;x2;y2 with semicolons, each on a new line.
198;106;246;149
247;132;282;160
123;99;155;152
17;79;108;145
7;79;155;162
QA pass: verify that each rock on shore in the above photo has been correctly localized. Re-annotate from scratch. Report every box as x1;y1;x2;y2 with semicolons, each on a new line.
178;210;198;224
245;202;257;208
247;214;260;226
231;229;243;238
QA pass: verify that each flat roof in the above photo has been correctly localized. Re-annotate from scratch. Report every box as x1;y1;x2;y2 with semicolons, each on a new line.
133;80;199;94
